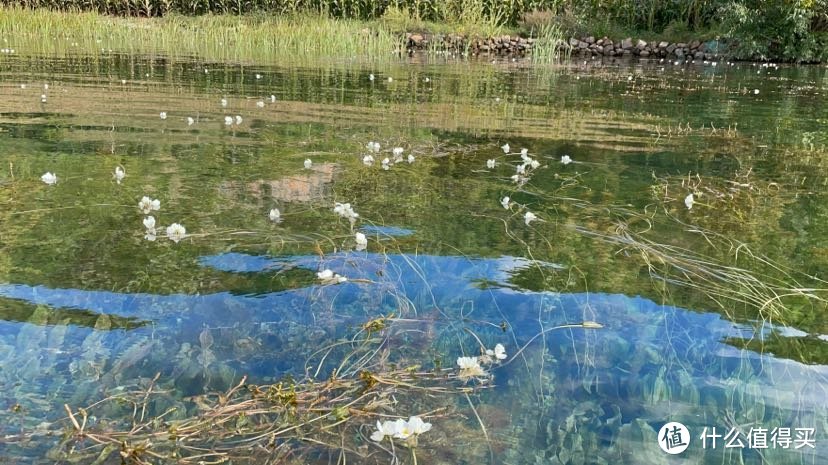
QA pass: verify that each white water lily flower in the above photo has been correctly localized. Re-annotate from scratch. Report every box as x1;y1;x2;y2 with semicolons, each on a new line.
256;101;264;108
530;159;540;169
493;343;506;360
524;211;537;225
486;159;496;169
500;196;510;209
41;172;57;185
221;98;228;107
516;164;526;175
187;116;195;126
235;115;243;125
143;216;156;231
270;95;276;103
255;73;262;79
362;154;374;166
381;158;390;170
159;112;167;120
501;143;510;153
753;89;759;95
166;223;186;243
392;418;411;439
406;416;432;435
369;74;375;81
224;116;233;125
269;208;281;222
520;148;529;159
355;232;368;250
366;141;380;153
387;77;393;82
392;147;404;158
138;196;160;214
685;193;695;210
333;202;359;222
561;155;572;165
144;231;157;241
511;174;527;184
407;154;415;164
304;159;313;170
114;166;125;184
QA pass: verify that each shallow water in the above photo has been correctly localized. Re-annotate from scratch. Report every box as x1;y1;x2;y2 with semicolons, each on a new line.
1;54;827;464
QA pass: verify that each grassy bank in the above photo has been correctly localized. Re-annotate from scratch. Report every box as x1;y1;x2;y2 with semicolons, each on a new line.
0;8;403;63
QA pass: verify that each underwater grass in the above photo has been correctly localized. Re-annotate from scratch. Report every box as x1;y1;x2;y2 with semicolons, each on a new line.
0;7;403;63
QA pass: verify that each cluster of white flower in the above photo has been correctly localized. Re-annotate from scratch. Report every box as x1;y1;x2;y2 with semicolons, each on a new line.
370;416;432;443
138;196;186;243
317;269;347;285
457;343;507;380
366;141;381;153
333;202;359;223
138;196;161;215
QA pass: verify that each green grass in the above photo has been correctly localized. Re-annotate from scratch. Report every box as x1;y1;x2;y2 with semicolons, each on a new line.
0;7;403;63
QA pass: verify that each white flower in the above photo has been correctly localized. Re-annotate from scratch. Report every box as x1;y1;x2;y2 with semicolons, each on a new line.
457;356;486;378
524;211;537;225
333;202;359;223
511;174;527;184
520;148;529;159
317;269;347;284
685;193;695;210
120;79;126;84
369;74;375;81
270;95;276;103
392;419;411;439
269;208;281;222
367;141;380;153
159;112;167;120
166;223;186;243
486;159;496;169
304;159;313;170
224;116;233;125
407;154;415;164
221;98;228;107
143;216;156;230
138;196;160;214
561;155;572;165
516;164;526;175
187;116;195;126
387;77;393;82
501;143;510;153
493;343;506;360
530;159;540;169
392;147;404;158
424;77;430;82
41;172;57;185
255;73;262;79
371;420;398;442
381;158;390;170
114;166;125;184
362;155;374;166
406;416;432;435
256;101;264;108
753;89;759;95
235;115;243;125
144;231;157;241
41;94;47;103
355;232;368;247
500;196;510;209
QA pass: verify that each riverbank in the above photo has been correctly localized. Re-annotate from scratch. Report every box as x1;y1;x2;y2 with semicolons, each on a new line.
0;7;817;64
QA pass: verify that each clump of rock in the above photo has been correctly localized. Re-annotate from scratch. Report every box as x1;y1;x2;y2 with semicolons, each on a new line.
404;32;723;60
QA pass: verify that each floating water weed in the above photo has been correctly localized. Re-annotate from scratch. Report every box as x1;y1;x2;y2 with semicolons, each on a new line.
166;223;186;243
138;196;160;214
41;172;57;185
